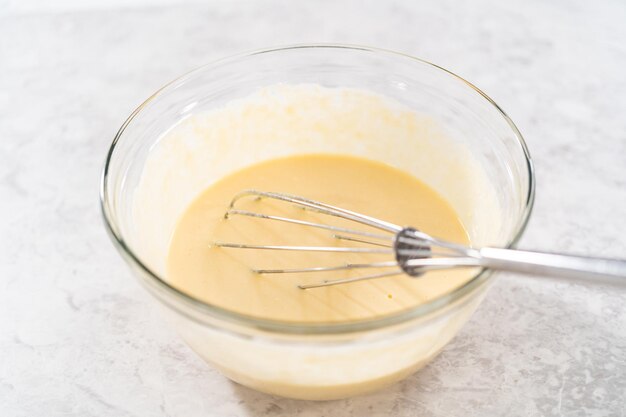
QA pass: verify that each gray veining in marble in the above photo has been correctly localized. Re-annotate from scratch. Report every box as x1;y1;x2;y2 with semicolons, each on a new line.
1;0;625;416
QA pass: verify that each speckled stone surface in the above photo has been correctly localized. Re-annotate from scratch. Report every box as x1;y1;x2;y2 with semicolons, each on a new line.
1;0;625;416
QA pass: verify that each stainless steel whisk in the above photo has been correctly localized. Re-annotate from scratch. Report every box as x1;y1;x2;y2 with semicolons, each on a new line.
214;190;626;289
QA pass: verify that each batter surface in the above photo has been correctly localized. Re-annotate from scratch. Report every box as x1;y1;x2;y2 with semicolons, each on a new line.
167;154;473;322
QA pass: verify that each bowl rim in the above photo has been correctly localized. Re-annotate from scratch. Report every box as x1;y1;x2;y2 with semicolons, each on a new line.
100;43;536;336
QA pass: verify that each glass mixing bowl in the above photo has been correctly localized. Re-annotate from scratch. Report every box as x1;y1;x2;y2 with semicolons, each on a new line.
100;45;534;400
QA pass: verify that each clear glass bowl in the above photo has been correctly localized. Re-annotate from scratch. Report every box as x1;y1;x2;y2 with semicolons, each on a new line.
100;45;534;400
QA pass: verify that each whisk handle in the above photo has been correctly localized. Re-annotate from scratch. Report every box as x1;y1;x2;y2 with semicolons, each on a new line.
479;247;626;287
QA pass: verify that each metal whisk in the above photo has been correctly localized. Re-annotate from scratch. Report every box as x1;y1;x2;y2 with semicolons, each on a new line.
213;190;626;289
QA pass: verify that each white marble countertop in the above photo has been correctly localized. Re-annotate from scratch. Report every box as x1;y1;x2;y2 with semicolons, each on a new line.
1;0;625;415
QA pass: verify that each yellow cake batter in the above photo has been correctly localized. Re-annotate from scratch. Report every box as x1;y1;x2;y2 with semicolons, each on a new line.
167;153;474;323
